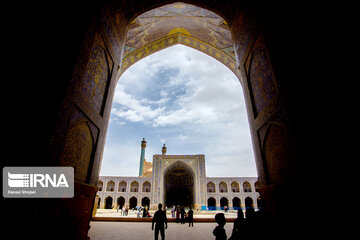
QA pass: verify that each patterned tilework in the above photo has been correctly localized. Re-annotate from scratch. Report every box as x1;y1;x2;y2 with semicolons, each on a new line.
121;3;236;74
60;121;93;182
120;33;236;75
248;48;277;116
81;46;109;115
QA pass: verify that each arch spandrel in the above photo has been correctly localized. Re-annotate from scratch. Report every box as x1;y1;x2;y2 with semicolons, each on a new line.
119;2;238;78
163;160;195;178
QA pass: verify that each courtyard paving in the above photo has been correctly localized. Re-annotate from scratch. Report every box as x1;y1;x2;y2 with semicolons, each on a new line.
89;221;235;240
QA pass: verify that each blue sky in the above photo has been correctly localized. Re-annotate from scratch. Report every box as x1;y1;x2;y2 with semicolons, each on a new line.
100;45;257;177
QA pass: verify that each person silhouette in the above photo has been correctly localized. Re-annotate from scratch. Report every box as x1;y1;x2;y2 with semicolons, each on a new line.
213;213;227;240
176;205;180;223
187;207;194;227
152;203;168;240
171;205;175;218
143;206;147;218
228;209;245;240
180;206;185;224
245;205;255;221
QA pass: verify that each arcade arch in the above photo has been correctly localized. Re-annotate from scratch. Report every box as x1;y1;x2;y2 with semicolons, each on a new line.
142;181;151;192
141;197;150;208
207;182;216;193
106;180;115;192
117;196;125;209
245;197;254;210
231;181;240;192
105;196;113;209
207;197;216;210
129;197;138;209
243;181;252;192
232;197;241;209
130;181;139;192
220;197;229;208
118;181;127;192
219;182;228;193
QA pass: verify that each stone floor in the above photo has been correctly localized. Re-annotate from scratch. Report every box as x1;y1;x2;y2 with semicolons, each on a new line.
89;221;234;240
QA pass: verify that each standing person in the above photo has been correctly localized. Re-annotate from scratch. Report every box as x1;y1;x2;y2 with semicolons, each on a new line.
143;206;147;218
176;206;180;223
122;206;125;216
180;206;185;224
152;203;168;240
213;213;227;240
245;206;255;221
171;205;175;218
117;205;120;213
228;209;245;240
187;207;194;227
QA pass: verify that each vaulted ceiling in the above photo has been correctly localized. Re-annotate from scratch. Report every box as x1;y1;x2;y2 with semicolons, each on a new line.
120;2;237;75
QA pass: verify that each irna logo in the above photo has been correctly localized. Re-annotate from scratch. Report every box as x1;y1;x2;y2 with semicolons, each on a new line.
3;167;74;198
8;172;69;188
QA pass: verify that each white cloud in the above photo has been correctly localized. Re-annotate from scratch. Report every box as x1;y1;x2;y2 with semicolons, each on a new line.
113;45;246;128
109;117;126;125
112;83;166;123
102;45;257;178
178;134;188;140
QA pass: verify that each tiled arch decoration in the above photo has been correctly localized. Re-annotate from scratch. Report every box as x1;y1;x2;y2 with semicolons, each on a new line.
59;120;94;182
245;36;278;118
119;2;237;76
120;33;237;75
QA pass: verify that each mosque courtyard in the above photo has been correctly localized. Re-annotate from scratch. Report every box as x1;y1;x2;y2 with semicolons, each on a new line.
89;221;234;240
90;209;238;239
94;208;238;219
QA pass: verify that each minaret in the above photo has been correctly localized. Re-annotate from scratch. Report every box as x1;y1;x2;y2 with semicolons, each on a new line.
139;138;146;176
162;144;167;155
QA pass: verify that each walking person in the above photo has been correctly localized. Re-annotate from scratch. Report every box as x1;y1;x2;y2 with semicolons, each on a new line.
187;207;194;227
152;203;168;240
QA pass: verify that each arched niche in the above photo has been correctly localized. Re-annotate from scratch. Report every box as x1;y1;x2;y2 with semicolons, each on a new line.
163;161;195;208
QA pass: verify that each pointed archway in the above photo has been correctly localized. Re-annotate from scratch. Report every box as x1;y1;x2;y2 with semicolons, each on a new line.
105;196;113;209
117;196;125;209
207;197;216;210
129;197;138;209
164;161;195;208
14;1;304;239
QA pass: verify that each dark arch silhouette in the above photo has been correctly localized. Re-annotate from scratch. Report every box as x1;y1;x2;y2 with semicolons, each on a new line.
105;196;113;209
117;196;125;209
208;197;216;210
